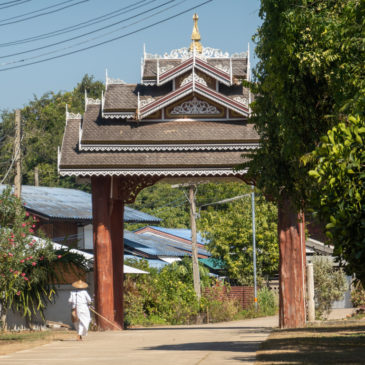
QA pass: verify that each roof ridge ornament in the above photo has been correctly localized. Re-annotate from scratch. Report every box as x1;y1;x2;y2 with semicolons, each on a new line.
189;13;202;53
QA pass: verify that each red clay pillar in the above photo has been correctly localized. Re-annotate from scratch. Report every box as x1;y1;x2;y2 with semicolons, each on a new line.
91;176;121;330
110;185;124;328
278;197;306;328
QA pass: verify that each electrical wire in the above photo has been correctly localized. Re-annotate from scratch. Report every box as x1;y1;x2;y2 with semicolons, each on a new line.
0;0;30;11
0;0;177;59
0;0;154;48
0;0;213;72
0;0;89;26
0;0;188;67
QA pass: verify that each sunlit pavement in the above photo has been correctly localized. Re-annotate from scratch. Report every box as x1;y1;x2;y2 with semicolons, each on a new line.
0;316;278;365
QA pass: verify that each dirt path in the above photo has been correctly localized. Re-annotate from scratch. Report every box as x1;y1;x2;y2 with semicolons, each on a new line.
0;316;278;365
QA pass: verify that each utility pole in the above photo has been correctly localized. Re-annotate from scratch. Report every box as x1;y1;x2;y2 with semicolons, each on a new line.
251;185;258;309
306;263;315;322
189;185;201;300
14;110;22;199
34;167;39;186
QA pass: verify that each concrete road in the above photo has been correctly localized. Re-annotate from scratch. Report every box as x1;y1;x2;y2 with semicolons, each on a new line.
0;316;278;365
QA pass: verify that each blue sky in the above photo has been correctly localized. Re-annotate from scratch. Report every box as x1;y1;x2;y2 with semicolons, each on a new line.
0;0;262;112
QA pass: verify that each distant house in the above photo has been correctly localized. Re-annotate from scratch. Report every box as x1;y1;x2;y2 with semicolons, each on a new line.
0;185;160;248
134;226;208;250
124;229;211;269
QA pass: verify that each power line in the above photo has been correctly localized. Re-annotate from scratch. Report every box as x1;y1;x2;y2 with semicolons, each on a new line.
0;0;184;67
0;0;177;59
0;0;30;11
0;0;89;26
0;0;213;72
0;0;154;48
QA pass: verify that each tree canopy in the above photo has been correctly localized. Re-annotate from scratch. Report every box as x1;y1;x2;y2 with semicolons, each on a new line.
0;74;104;189
246;0;364;282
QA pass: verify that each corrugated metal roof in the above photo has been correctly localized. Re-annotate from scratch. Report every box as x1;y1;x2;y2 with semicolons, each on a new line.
124;230;188;257
146;226;208;245
0;185;160;223
136;231;211;257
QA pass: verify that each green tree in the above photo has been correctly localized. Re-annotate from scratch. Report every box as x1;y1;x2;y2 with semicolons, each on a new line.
244;0;364;325
309;115;365;284
199;194;278;285
0;74;104;189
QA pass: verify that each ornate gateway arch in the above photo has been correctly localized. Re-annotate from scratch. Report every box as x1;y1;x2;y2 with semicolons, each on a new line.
59;15;305;329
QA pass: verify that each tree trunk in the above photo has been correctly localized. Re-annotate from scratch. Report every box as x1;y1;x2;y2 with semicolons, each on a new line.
278;196;306;328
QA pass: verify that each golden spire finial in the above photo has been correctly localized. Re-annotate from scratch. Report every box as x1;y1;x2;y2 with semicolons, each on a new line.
189;13;202;53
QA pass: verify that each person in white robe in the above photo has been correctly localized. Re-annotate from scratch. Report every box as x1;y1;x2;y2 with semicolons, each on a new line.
69;280;92;341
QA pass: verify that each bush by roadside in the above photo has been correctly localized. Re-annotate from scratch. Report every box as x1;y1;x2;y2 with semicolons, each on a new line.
124;258;278;327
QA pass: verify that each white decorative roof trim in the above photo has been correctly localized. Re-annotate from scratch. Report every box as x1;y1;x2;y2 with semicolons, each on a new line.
59;168;248;178
215;63;230;73
159;64;175;74
170;96;220;115
233;96;249;107
146;46;247;60
86;97;101;105
140;83;192;118
140;97;155;107
102;112;135;119
66;112;82;120
181;73;207;87
141;80;157;86
79;143;259;152
106;76;126;85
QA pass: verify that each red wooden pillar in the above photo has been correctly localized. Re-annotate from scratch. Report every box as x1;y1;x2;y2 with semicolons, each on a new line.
91;176;122;330
278;197;306;328
110;177;125;328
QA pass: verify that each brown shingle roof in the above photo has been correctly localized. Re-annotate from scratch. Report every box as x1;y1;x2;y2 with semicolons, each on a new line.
81;105;258;144
103;83;172;111
60;119;251;169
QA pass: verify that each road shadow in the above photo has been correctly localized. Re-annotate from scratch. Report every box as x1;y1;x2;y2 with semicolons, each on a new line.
130;326;274;333
142;340;262;353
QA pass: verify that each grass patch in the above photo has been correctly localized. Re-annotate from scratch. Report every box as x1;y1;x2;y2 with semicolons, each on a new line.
0;330;75;356
255;320;365;365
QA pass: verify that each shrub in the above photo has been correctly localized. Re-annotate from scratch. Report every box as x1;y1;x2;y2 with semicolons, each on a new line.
202;281;240;323
351;280;365;308
312;256;348;319
257;287;277;316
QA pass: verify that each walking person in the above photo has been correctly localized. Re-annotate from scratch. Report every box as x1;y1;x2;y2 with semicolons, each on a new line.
69;280;92;341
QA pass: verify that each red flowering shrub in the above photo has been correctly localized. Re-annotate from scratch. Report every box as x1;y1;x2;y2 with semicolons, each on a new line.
0;187;57;329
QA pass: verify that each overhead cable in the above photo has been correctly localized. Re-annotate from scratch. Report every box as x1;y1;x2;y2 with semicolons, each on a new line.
0;0;154;48
0;0;212;72
0;0;177;59
0;0;89;26
0;0;30;11
0;0;187;66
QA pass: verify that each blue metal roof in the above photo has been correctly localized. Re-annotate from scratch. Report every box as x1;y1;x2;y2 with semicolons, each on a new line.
146;226;208;245
136;231;211;257
124;255;169;269
124;231;188;257
0;185;160;223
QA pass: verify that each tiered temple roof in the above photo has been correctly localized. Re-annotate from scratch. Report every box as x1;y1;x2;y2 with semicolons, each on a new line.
58;14;259;180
